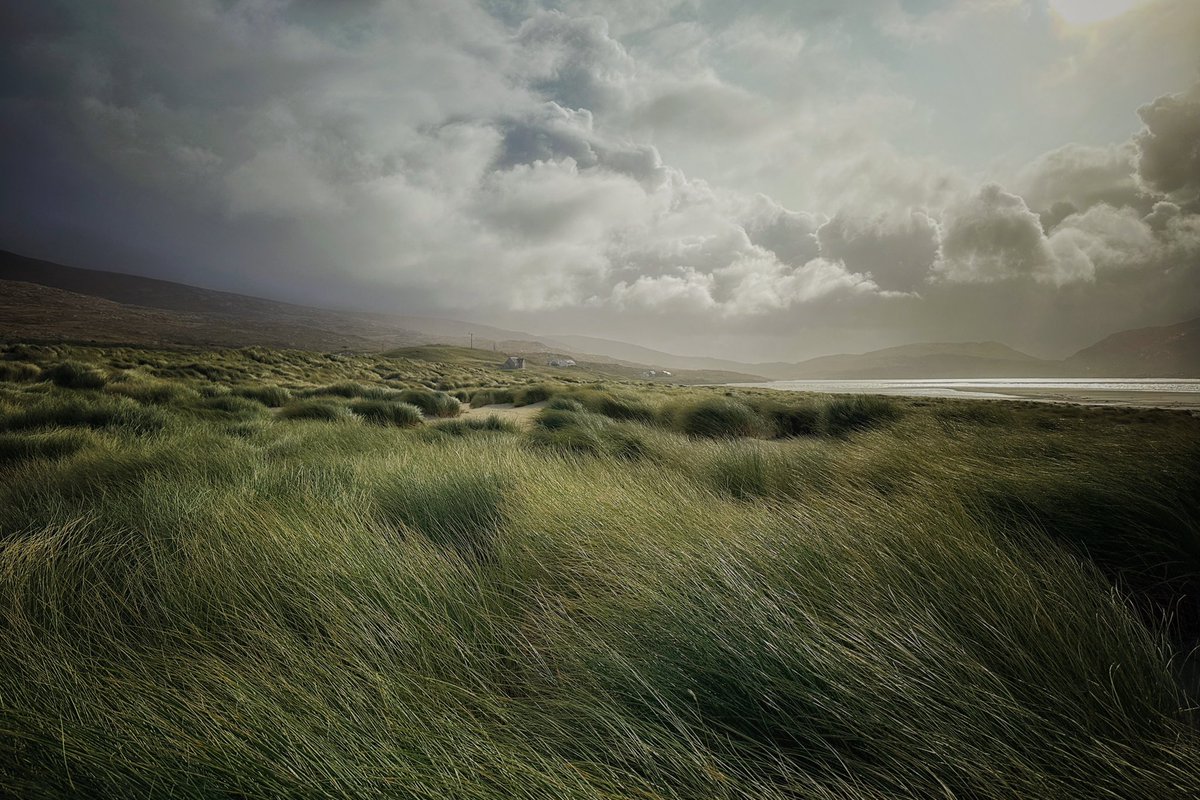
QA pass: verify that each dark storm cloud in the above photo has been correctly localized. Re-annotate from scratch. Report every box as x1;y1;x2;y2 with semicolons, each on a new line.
937;185;1057;283
743;200;822;267
816;211;940;291
493;103;667;187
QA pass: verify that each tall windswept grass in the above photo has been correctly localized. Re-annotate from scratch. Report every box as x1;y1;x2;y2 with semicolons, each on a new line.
0;344;1198;798
822;394;901;435
667;396;768;438
431;415;520;436
0;393;167;433
399;389;462;418
372;467;507;561
233;383;293;407
469;387;515;406
278;399;353;421
0;362;41;382
350;399;424;427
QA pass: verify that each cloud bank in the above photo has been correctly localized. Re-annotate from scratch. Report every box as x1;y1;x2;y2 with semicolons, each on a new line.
1;0;1198;359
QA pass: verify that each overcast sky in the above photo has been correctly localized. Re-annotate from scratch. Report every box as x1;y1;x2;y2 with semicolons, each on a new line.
2;0;1198;360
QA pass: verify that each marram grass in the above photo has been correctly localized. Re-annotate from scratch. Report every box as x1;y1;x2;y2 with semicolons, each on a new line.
0;343;1198;798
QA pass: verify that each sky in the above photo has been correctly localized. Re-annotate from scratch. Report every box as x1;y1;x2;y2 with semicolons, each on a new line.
1;0;1198;361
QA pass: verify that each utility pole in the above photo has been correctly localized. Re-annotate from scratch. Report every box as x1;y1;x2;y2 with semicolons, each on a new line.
469;332;474;349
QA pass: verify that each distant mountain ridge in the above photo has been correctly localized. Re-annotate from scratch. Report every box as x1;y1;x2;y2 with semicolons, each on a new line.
781;341;1064;380
2;248;1197;378
1066;318;1200;378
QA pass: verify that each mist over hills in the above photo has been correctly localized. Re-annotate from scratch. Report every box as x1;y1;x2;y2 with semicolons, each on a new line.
2;249;1197;379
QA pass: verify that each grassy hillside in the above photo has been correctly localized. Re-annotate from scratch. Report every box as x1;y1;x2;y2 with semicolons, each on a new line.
1;341;1199;798
0;249;536;352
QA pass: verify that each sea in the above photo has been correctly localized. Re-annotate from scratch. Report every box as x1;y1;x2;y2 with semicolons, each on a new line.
729;378;1200;410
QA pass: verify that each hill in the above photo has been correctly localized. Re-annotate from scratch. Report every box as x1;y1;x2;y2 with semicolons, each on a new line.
0;249;536;352
4;248;1197;379
540;333;797;379
1066;317;1200;378
784;341;1064;380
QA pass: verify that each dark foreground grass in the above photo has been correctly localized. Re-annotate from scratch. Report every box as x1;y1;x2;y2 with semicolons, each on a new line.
1;350;1199;799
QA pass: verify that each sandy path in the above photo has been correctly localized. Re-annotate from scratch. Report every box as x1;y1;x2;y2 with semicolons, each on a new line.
459;400;548;429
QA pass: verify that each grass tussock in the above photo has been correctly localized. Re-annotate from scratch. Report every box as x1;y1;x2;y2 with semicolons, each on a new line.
350;399;424;427
107;378;201;405
568;387;657;422
399;389;462;418
0;393;167;434
199;394;269;416
469;387;515;406
302;381;397;400
40;360;108;389
822;394;902;436
512;384;552;406
668;396;768;438
747;396;824;437
278;399;353;421
0;361;42;382
233;384;292;407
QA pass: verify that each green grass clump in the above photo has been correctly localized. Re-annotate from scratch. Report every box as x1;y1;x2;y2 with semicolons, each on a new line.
469;387;515;406
233;384;293;407
748;397;823;437
303;381;396;400
570;388;657;422
823;394;902;435
546;396;584;412
513;384;552;406
530;407;653;460
669;396;767;438
350;400;424;427
399;389;462;418
529;408;611;454
107;379;201;405
40;360;108;389
0;361;41;382
0;394;167;433
277;400;352;422
199;395;268;416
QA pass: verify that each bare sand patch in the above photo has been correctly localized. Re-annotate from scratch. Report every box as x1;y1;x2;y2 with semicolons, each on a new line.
459;400;548;429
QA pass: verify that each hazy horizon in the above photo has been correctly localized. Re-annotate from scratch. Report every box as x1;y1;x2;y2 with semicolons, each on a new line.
3;0;1199;362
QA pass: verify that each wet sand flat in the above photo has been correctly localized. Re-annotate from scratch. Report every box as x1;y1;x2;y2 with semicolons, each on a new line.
966;388;1200;410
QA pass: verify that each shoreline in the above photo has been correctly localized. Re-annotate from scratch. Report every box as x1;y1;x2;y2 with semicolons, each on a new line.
730;379;1200;411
